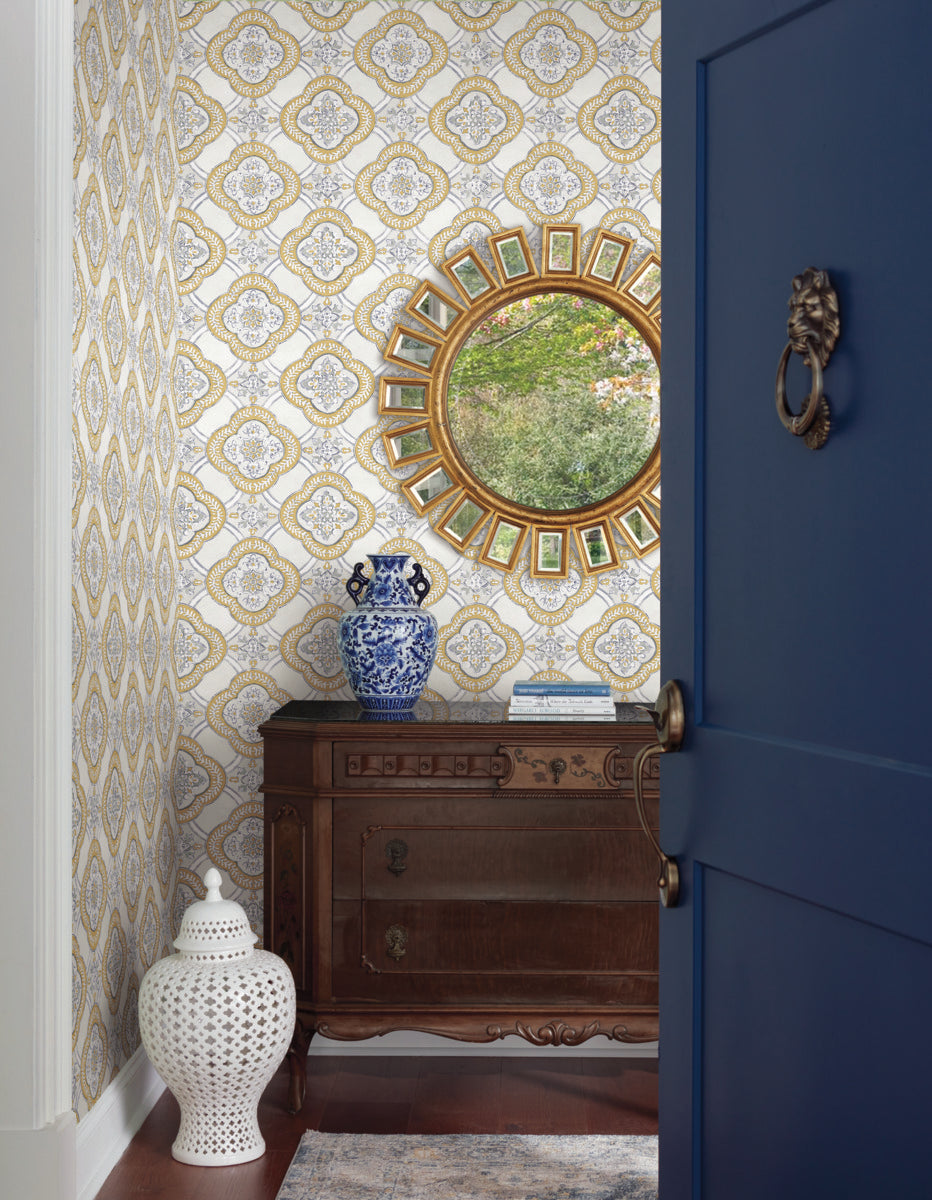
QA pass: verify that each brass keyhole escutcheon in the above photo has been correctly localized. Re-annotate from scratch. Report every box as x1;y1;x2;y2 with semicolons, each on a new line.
385;838;409;876
385;924;408;960
549;757;567;785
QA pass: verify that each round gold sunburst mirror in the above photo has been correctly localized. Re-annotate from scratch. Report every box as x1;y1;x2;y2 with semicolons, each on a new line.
378;224;661;578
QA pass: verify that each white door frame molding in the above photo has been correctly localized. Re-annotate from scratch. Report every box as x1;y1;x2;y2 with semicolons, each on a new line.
0;1;75;1197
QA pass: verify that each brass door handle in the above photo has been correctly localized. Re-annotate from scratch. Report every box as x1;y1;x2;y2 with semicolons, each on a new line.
633;679;685;908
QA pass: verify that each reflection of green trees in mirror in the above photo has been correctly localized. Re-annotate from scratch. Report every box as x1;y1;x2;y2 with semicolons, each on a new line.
447;292;659;511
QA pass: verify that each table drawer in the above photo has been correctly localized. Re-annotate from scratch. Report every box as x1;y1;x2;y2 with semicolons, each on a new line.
330;899;658;1006
333;817;659;902
334;740;507;789
498;742;659;791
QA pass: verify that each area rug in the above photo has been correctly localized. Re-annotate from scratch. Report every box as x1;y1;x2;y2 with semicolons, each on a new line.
275;1132;658;1199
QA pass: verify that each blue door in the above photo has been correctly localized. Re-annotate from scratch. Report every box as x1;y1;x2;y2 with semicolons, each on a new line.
661;1;932;1195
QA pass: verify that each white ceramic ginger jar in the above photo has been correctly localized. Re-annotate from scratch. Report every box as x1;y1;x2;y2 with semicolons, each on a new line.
138;868;295;1165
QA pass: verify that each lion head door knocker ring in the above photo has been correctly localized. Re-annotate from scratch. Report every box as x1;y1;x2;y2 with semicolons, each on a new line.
774;267;840;450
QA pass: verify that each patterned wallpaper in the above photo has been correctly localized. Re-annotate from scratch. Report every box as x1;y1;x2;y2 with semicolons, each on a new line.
73;0;660;1120
72;0;181;1119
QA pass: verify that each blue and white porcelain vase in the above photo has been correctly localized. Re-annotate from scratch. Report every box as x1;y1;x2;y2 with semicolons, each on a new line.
338;554;438;713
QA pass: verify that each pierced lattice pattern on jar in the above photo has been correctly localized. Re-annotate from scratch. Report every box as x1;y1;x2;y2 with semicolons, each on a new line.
138;869;296;1165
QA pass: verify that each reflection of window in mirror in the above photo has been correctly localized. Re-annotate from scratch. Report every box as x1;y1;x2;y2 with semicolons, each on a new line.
382;381;427;411
626;509;650;543
584;527;609;565
396;334;435;367
482;517;526;571
498;237;528;278
489;523;518;563
593;242;623;280
549;234;573;271
441;497;485;545
410;465;453;507
537;532;563;572
629;260;661;307
387;425;433;465
618;503;659;554
453;260;489;298
414;290;460;331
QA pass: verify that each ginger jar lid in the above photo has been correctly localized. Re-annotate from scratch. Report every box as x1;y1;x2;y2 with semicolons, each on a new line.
173;868;257;958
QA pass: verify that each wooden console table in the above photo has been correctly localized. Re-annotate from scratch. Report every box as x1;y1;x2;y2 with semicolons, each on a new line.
260;700;660;1111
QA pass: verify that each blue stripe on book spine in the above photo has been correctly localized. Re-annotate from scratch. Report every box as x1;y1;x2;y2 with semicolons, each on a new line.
512;681;611;695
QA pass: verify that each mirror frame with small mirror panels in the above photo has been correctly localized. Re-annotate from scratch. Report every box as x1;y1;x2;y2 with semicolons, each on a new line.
378;224;661;579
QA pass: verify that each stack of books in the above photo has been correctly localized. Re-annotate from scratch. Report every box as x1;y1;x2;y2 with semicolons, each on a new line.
507;680;617;721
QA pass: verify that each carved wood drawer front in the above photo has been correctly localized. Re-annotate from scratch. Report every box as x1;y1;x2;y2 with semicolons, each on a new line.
331;900;659;1006
497;744;626;791
335;741;506;789
605;746;660;790
333;820;659;902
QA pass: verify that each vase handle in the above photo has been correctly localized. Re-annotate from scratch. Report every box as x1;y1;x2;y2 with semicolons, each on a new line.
408;562;431;607
345;562;369;607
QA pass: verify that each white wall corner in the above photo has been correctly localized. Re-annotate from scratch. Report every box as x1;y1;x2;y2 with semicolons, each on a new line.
75;1047;166;1200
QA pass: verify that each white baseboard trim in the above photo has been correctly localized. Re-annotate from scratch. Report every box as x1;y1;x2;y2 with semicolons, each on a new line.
308;1031;658;1057
0;1111;76;1200
76;1046;165;1200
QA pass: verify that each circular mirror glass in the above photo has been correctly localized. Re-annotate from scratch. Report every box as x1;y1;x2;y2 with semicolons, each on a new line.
446;291;659;511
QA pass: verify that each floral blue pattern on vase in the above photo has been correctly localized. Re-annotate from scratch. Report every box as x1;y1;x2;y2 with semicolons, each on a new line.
338;554;438;712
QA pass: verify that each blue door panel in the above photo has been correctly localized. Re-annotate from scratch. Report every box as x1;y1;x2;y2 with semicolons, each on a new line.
662;0;932;1194
700;1;932;763
702;867;932;1195
673;732;932;943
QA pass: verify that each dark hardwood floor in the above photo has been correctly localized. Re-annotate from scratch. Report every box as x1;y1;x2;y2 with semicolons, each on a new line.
93;1053;658;1200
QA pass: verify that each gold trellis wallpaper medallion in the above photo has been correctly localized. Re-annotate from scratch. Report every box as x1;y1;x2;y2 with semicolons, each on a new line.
280;208;376;295
281;603;347;692
174;471;226;558
172;76;227;164
205;9;301;97
429;207;504;268
588;0;660;33
173;207;226;294
206;671;293;759
206;406;302;493
80;176;107;285
503;10;598;97
206;538;302;626
578;75;661;163
281;340;374;428
435;605;525;691
206;142;302;230
280;76;375;163
172;734;226;823
428;77;524;164
280;472;377;559
285;0;370;34
174;604;227;692
354;11;448;97
206;274;302;360
354;272;421;347
72;0;661;1126
435;0;517;32
356;142;450;231
172;340;227;427
503;142;599;224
